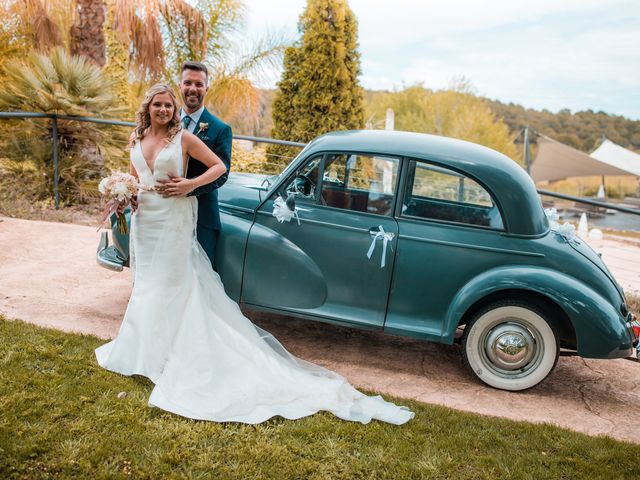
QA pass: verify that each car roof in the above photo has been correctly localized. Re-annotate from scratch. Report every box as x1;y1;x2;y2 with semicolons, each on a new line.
304;130;549;236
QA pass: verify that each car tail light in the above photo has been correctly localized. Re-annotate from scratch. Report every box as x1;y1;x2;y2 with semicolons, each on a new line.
628;314;640;344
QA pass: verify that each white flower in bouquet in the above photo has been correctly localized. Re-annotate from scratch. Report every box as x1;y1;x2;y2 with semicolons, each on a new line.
111;182;131;201
98;177;110;195
98;172;139;234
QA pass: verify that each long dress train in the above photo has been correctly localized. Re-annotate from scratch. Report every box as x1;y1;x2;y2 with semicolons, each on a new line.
95;131;414;425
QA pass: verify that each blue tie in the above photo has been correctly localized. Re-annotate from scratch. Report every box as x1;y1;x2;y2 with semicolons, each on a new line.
182;115;192;130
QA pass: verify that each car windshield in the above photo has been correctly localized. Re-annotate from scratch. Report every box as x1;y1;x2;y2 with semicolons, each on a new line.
273;143;313;185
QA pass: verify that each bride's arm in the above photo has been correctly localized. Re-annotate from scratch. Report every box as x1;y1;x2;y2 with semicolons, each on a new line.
158;131;226;197
183;131;227;189
128;132;140;179
118;132;140;213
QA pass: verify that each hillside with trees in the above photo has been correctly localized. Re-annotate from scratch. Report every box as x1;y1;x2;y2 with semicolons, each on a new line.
256;88;640;158
363;84;518;162
485;99;640;153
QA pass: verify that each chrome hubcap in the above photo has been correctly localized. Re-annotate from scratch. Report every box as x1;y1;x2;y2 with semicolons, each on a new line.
485;323;536;371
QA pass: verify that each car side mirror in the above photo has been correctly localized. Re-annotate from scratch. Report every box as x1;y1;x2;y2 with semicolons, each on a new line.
285;192;296;212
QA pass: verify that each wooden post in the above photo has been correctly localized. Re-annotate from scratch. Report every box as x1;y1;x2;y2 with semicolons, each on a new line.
385;108;394;131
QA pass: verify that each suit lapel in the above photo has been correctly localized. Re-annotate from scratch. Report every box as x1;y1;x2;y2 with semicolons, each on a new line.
192;108;211;137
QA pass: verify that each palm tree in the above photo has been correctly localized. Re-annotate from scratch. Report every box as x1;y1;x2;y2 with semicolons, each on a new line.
13;0;67;52
111;0;286;133
12;0;286;133
0;48;127;203
70;0;106;66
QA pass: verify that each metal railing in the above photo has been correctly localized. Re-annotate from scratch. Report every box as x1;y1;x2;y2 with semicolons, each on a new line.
0;112;305;208
538;189;640;216
0;111;638;219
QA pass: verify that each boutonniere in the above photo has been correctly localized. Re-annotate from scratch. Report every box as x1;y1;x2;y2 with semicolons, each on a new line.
199;122;209;132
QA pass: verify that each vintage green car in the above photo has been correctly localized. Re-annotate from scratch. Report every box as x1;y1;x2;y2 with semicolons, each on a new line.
97;130;639;391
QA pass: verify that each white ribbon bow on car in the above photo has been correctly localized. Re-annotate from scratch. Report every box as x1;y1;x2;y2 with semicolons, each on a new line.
366;225;395;268
272;196;301;225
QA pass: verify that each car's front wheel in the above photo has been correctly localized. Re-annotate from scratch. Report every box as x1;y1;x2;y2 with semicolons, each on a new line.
462;301;559;391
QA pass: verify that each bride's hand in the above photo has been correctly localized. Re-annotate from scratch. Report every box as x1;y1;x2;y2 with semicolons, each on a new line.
156;176;195;197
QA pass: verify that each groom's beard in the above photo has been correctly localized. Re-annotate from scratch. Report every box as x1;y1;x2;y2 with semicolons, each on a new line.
183;92;203;111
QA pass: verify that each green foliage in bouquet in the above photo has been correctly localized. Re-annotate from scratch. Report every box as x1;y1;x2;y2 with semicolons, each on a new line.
269;0;364;168
0;48;128;205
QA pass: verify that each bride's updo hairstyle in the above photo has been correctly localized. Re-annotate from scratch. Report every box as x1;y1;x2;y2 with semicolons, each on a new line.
130;84;182;147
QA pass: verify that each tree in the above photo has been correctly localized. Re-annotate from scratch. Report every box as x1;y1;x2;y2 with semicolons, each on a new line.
10;0;285;133
269;0;364;166
70;0;106;66
0;48;127;203
109;0;284;133
365;82;519;163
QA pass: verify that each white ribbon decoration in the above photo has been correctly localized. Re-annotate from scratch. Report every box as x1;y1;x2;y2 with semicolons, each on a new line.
366;225;395;268
544;207;579;243
272;196;300;225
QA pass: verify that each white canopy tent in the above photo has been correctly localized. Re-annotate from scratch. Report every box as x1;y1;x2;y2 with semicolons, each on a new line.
591;139;640;176
530;134;635;183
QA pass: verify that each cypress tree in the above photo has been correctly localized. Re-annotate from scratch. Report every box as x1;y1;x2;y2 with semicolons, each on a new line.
269;0;364;166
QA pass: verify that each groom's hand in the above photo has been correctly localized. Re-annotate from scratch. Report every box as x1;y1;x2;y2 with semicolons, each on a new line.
157;176;195;197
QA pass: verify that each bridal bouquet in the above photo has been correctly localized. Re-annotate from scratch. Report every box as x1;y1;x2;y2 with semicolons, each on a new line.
98;172;139;234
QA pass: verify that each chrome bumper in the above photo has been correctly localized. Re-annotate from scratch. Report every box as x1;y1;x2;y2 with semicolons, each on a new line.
96;231;125;272
624;312;640;363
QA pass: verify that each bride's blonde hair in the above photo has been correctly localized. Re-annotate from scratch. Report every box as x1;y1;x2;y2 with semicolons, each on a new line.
130;84;182;147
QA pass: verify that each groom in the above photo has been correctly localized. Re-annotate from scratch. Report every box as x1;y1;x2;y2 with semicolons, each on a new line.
158;61;233;269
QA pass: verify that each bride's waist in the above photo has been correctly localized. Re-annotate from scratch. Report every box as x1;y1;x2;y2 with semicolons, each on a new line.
137;190;194;206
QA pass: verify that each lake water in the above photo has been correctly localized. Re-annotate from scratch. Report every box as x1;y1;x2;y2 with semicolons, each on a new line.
558;210;640;232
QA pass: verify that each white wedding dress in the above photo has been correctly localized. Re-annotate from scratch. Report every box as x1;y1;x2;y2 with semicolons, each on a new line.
95;131;414;425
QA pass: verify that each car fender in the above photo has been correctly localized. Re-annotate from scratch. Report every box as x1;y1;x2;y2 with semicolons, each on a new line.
443;266;633;358
216;210;254;302
241;220;328;309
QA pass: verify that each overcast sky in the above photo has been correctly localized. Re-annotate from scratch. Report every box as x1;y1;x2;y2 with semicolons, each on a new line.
242;0;640;120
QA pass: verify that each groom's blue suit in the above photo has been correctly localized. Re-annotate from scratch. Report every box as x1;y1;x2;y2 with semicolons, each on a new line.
185;108;232;269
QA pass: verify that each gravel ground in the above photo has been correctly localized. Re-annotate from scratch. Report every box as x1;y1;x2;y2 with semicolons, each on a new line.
1;216;639;444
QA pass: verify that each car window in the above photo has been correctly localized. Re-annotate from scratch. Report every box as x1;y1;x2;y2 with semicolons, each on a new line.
321;154;399;216
403;160;504;229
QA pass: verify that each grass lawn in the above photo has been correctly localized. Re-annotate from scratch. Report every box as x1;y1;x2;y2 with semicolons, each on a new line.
0;318;638;480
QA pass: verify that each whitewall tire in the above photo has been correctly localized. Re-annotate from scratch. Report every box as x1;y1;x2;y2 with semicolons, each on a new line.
462;302;559;391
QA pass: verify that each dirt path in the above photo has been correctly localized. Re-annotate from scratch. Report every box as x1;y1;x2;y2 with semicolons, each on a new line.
1;216;639;444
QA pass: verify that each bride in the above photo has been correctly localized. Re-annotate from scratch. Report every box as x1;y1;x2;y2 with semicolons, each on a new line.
95;84;414;425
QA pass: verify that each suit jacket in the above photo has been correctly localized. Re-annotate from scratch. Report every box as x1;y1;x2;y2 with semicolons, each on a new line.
185;108;232;230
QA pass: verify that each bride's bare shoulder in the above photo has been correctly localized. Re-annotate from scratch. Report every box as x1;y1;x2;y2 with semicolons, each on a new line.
180;129;196;146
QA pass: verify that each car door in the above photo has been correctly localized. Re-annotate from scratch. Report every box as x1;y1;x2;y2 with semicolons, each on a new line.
385;158;508;340
242;152;401;328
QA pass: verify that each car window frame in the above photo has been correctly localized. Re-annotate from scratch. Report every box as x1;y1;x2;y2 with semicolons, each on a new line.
285;153;325;204
395;156;507;232
276;150;403;219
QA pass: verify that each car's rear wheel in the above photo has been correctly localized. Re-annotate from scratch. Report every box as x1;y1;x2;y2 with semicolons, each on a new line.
462;301;559;391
